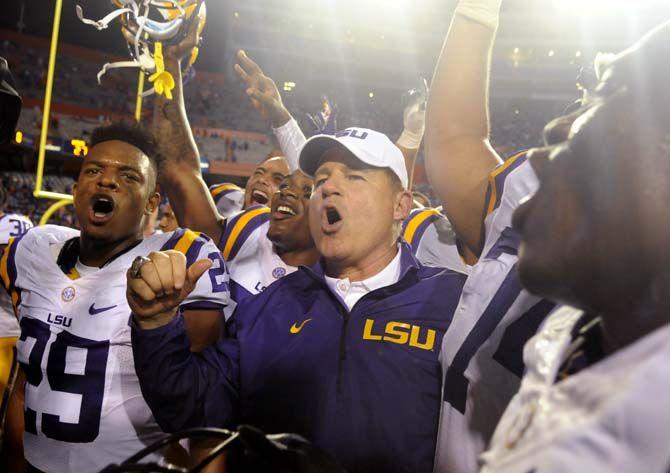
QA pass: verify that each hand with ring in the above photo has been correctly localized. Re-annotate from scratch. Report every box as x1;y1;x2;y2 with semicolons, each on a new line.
127;250;212;329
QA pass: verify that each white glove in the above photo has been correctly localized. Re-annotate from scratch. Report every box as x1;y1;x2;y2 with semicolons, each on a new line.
397;79;428;150
454;0;503;31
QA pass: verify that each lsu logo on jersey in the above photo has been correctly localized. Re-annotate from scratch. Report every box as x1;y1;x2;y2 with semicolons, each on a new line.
47;312;72;328
61;286;76;302
362;319;436;351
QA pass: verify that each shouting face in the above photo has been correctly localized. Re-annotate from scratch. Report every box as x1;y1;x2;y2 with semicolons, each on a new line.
244;156;290;208
73;140;159;243
309;146;411;273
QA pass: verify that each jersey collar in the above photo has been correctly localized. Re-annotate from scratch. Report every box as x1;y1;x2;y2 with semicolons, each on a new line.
57;237;144;275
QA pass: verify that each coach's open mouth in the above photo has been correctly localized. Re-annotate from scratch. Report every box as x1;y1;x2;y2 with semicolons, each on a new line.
89;194;115;224
321;205;343;234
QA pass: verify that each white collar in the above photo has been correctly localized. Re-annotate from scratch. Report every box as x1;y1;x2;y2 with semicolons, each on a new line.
324;248;402;310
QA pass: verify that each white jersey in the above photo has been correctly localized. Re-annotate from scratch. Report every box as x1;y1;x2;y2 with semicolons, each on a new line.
220;205;297;305
481;306;670;473
1;225;229;473
0;213;33;338
401;207;469;274
434;153;558;473
209;183;245;219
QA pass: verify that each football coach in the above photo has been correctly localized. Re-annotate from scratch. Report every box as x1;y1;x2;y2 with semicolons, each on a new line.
128;128;467;473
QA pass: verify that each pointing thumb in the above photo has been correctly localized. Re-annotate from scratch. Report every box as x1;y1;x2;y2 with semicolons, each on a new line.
184;258;213;293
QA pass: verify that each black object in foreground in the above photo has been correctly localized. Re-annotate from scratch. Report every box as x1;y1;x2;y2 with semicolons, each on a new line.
98;425;346;473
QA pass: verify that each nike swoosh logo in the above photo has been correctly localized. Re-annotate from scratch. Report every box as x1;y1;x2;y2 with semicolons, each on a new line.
290;318;313;334
89;303;117;315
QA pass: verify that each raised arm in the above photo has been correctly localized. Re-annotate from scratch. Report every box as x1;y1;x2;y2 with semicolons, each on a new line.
234;50;306;170
425;0;503;254
152;28;224;243
396;79;428;189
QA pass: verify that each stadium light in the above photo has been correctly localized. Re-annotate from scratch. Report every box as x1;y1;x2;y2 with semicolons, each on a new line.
71;139;88;157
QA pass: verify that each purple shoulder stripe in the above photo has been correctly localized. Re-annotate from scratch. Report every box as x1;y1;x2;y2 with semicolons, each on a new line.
184;236;208;267
409;213;441;253
160;228;187;251
227;212;270;261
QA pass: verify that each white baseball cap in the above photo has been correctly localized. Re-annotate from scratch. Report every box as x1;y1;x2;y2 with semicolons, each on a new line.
298;127;408;189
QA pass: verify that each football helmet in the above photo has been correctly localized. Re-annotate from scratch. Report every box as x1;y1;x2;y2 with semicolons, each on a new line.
77;1;206;98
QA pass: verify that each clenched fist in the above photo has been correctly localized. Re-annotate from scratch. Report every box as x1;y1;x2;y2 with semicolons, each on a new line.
127;250;212;329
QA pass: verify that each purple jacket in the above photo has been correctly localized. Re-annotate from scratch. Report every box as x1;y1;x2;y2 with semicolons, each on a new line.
131;243;466;473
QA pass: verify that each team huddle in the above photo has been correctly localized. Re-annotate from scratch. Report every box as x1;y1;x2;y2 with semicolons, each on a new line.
1;0;669;471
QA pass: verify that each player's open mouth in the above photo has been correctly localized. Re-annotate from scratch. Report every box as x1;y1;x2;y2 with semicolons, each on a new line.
321;205;343;234
272;203;298;221
89;194;115;224
251;189;269;205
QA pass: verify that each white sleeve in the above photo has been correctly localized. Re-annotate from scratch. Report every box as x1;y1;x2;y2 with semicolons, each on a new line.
481;156;538;258
272;118;307;172
416;219;470;274
0;214;34;245
181;237;230;311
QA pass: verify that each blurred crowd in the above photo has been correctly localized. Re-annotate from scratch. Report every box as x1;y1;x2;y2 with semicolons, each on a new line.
0;35;563;229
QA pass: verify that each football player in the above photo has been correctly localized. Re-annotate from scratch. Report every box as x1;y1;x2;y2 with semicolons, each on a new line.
0;57;32;439
425;0;558;471
0;183;33;415
481;19;670;473
1;123;229;472
221;171;318;304
158;201;179;233
241;155;290;208
153;34;320;305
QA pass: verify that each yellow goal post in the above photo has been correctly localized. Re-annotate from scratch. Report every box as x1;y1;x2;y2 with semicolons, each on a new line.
33;0;145;223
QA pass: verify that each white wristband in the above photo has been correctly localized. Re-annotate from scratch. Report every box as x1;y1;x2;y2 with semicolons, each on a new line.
397;128;424;150
272;118;307;173
454;0;502;31
396;129;423;149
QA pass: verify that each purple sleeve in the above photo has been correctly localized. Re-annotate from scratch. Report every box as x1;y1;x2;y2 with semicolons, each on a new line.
130;313;240;432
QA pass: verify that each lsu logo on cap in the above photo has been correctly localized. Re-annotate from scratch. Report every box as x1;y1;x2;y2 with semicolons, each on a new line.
336;129;369;140
362;318;436;351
